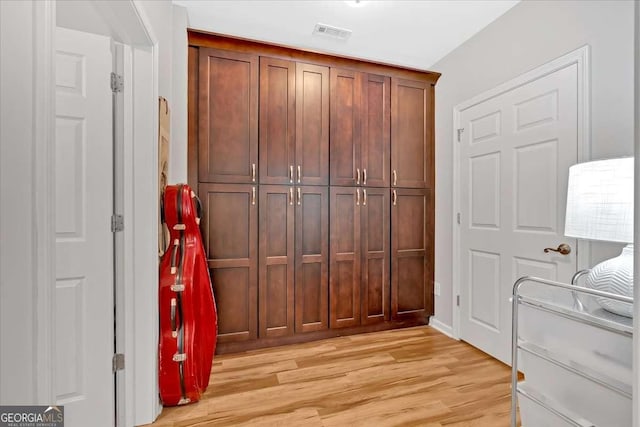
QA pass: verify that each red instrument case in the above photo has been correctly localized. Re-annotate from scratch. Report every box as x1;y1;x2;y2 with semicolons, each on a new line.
159;184;218;406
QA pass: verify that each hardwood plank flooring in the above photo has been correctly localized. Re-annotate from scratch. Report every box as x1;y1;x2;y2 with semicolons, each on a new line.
146;326;517;427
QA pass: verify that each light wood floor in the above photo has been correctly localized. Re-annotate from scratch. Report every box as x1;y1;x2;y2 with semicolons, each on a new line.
147;326;517;426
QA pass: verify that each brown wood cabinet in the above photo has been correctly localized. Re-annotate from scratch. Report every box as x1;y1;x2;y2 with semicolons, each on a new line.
295;186;329;333
198;48;258;184
259;58;296;185
391;78;433;189
390;188;433;321
189;31;438;353
296;63;329;186
330;69;391;188
330;187;390;328
258;185;295;338
199;183;258;342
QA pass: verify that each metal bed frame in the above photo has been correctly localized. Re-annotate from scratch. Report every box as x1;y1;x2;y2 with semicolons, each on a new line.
511;274;634;426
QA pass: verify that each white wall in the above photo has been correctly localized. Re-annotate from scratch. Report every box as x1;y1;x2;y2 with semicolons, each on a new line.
171;4;189;184
431;0;635;328
0;0;37;403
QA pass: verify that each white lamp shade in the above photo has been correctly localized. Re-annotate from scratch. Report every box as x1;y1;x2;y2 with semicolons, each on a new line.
564;157;634;243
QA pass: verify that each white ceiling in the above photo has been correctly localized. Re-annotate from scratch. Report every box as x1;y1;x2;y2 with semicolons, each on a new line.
173;0;520;70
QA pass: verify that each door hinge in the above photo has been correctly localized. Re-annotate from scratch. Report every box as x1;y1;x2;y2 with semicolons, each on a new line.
457;213;461;225
112;353;125;373
456;295;460;307
111;214;124;232
457;128;464;142
110;72;124;93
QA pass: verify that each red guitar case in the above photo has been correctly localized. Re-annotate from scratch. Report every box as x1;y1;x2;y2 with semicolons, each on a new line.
159;184;218;406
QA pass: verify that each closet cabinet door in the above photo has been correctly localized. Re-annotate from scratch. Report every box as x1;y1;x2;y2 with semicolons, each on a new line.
329;187;361;328
391;188;433;321
295;186;329;332
199;49;258;183
330;69;362;187
296;63;329;186
200;183;258;342
391;78;433;189
361;188;390;324
259;185;295;338
259;57;296;185
361;74;391;188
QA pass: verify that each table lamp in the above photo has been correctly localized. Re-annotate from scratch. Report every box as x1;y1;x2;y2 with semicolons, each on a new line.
564;157;634;317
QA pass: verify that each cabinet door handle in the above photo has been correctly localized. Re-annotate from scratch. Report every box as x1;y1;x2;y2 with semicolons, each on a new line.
392;169;397;186
356;168;360;185
392;190;397;206
297;187;301;205
289;187;294;205
252;163;256;182
297;165;301;183
363;169;367;186
363;189;367;206
356;188;360;206
252;186;256;205
289;165;294;183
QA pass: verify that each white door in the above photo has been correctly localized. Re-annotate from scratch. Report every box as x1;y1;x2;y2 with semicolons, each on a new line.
458;63;579;364
55;27;114;426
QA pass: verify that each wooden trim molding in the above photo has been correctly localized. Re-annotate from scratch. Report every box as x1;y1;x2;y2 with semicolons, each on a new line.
188;29;441;84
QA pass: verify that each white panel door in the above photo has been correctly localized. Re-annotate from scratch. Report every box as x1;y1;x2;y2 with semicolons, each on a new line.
55;27;113;426
459;64;579;364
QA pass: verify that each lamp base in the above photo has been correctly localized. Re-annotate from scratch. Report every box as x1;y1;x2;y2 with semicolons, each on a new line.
585;244;634;318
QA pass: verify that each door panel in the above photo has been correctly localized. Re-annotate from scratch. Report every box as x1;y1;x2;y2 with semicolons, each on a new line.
55;27;113;427
459;64;578;364
295;63;329;186
391;189;432;321
200;183;258;342
330;68;362;187
329;187;361;328
362;74;391;188
361;188;390;324
295;186;329;332
259;185;295;338
391;78;432;189
259;57;296;185
199;48;258;183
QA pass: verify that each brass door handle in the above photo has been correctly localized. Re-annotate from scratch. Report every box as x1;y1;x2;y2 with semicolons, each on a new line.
544;243;571;255
392;170;397;186
392;190;397;206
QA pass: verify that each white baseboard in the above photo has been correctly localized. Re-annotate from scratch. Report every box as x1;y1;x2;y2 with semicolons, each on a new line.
429;317;456;339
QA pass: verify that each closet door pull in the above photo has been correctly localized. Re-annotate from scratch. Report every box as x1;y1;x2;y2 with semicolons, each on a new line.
252;163;256;182
356;188;360;206
392;170;397;186
252;187;256;205
297;165;301;183
363;169;367;186
392;190;397;206
363;189;367;206
356;168;360;185
297;187;301;205
289;165;294;183
289;187;294;205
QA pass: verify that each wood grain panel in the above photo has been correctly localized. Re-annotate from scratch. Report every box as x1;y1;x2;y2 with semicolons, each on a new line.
259;57;296;185
295;186;329;333
198;48;258;183
259;185;295;338
200;183;258;342
330;68;362;187
296;63;329;186
362;74;391;188
329;187;361;328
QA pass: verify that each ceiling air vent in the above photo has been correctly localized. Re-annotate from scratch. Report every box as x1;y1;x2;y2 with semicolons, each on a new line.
313;23;352;41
